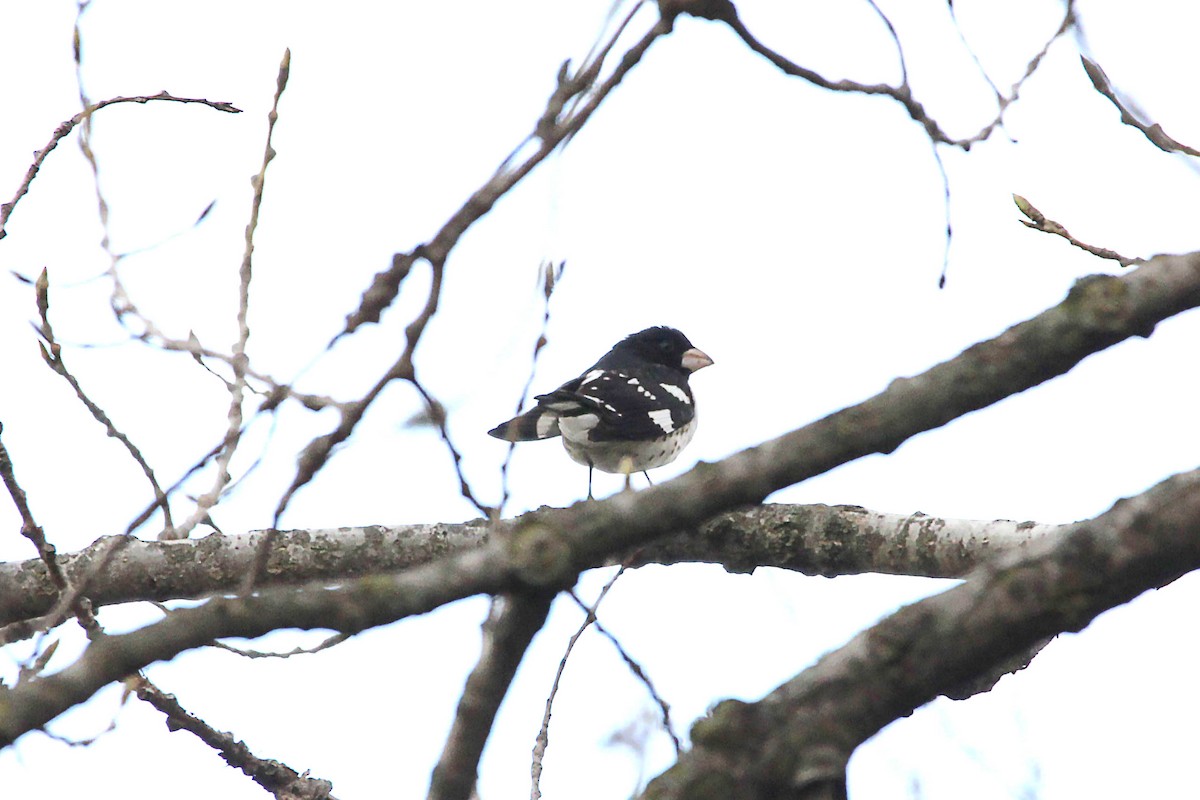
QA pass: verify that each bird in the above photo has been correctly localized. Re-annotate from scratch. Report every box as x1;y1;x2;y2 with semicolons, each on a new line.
489;326;713;498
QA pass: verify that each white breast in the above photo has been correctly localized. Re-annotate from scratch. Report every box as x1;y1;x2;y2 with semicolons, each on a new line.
562;419;696;474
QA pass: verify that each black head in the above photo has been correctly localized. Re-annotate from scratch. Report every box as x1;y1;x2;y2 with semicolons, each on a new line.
610;326;713;373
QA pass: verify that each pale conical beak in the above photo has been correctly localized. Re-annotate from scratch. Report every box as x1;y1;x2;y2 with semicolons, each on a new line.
682;347;714;373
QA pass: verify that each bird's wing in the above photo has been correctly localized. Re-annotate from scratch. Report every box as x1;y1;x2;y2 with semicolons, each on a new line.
537;366;695;443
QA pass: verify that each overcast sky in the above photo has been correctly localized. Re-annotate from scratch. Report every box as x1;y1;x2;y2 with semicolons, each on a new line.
2;1;1199;798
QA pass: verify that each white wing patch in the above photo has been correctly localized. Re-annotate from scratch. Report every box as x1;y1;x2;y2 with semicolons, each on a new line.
560;413;600;438
661;383;690;404
648;409;675;433
627;376;658;400
535;414;557;438
580;394;618;413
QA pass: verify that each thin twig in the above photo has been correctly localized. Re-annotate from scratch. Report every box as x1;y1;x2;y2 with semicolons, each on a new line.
718;0;1075;150
566;589;682;755
500;261;564;514
410;379;495;518
1013;194;1141;266
177;49;290;543
863;0;908;85
207;632;350;659
1080;55;1200;157
946;1;1006;106
0;92;240;240
933;144;954;288
0;423;67;592
531;567;626;800
32;270;175;535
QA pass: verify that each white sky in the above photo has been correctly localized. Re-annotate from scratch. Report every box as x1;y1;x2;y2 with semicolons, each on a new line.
1;1;1199;798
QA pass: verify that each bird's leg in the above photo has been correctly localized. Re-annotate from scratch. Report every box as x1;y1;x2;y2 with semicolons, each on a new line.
618;455;636;493
587;464;595;500
642;471;653;487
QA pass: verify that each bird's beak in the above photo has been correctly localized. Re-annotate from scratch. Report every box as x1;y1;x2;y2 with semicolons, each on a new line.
682;347;714;373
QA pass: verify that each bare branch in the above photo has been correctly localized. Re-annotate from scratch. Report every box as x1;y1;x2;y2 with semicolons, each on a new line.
500;261;565;514
0;506;1059;631
642;467;1200;799
1081;55;1200;157
269;18;672;525
0;535;130;647
0;92;240;241
408;378;496;518
130;675;336;800
0;423;67;592
428;593;554;800
31;269;174;534
206;633;349;660
174;50;291;544
715;0;1075;150
1014;194;1141;266
532;567;627;800
566;589;682;755
2;251;1197;743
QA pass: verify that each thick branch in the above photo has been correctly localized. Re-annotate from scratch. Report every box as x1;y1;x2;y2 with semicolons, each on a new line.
0;506;1057;630
2;252;1198;744
427;593;554;800
642;467;1200;799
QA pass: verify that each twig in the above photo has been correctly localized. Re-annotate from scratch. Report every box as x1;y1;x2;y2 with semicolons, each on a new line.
500;261;564;514
532;566;626;800
0;92;240;241
1013;194;1141;266
566;588;682;755
409;378;495;518
1080;55;1200;157
150;332;340;411
0;423;67;592
863;0;908;85
31;269;174;534
717;0;1076;150
265;18;672;532
129;675;337;799
932;144;954;288
207;632;350;659
178;49;290;543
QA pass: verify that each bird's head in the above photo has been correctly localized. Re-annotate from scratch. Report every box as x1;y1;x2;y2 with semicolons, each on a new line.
616;326;713;373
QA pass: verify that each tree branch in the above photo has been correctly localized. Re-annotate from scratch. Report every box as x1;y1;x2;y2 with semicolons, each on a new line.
0;505;1058;632
641;467;1200;799
130;675;336;800
427;592;554;800
1080;55;1200;157
269;16;674;523
2;251;1198;745
0;92;240;241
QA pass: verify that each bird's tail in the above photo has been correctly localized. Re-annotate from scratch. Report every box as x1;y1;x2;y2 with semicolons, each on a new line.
488;408;561;441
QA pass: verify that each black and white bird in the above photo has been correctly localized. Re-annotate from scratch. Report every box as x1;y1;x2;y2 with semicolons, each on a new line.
489;326;713;498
